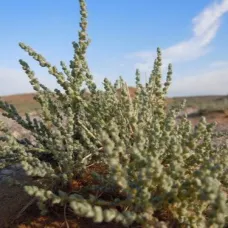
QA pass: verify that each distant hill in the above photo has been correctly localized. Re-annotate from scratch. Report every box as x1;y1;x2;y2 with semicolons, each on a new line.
0;88;227;115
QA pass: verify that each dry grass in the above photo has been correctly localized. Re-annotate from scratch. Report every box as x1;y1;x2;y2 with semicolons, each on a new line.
0;93;40;114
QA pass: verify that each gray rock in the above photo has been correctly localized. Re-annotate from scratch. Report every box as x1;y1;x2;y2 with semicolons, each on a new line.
0;169;13;175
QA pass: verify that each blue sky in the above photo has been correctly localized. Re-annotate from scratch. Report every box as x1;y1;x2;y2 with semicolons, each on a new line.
0;0;228;96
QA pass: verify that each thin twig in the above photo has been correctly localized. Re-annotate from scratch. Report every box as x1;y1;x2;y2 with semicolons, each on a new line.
64;203;70;228
81;153;92;163
14;197;36;221
86;162;95;168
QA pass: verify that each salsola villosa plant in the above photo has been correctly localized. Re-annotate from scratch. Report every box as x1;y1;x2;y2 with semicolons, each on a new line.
0;0;228;227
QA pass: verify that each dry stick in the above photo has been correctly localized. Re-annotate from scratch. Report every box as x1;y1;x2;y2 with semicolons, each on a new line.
64;203;70;228
13;197;37;221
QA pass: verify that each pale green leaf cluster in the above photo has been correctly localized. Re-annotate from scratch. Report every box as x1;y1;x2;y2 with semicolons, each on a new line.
0;0;228;227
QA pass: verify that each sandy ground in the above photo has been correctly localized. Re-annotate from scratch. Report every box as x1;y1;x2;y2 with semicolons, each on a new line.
0;170;32;227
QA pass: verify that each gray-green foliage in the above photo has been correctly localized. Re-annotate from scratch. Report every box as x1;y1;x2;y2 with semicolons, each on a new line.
0;0;228;227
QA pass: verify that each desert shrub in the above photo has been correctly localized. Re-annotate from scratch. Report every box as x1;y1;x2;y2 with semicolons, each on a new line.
198;98;228;115
0;0;228;227
172;96;228;116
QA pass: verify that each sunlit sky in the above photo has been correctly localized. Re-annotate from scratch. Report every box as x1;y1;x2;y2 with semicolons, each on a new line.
0;0;228;96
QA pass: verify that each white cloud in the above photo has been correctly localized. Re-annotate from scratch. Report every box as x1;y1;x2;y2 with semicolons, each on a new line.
127;0;228;72
169;67;228;96
210;60;228;68
193;0;228;37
